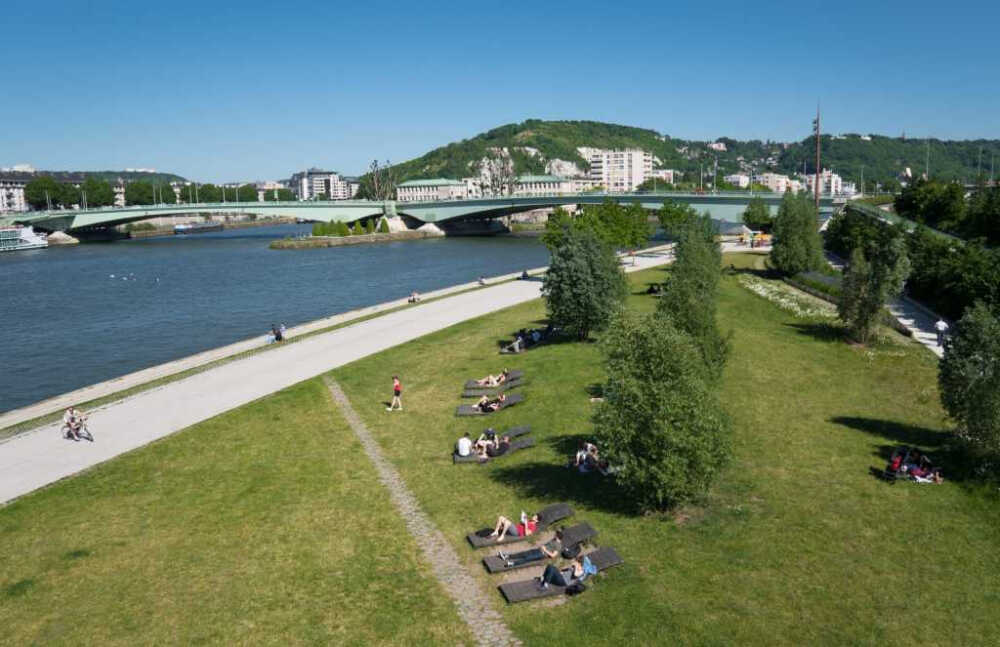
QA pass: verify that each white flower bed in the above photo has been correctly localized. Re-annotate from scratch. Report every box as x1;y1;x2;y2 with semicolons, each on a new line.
738;275;836;320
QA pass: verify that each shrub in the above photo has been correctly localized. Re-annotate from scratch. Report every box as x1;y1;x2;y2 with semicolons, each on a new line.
352;221;364;235
837;233;910;344
378;218;390;234
541;227;627;340
365;219;375;234
593;312;731;511
336;221;350;236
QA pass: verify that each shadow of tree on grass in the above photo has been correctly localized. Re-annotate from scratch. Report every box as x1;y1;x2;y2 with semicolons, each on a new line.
830;416;947;448
488;460;638;515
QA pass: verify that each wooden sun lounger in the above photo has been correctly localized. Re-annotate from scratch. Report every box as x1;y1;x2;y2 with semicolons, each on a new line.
453;437;535;464
498;546;623;603
461;377;525;398
465;503;574;548
482;522;598;573
455;393;525;417
464;371;524;389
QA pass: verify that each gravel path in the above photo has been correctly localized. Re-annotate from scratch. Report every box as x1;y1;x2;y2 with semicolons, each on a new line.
325;378;520;647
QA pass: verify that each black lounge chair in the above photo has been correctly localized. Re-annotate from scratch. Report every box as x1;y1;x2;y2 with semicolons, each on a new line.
452;425;531;463
498;546;623;603
456;393;525;417
461;378;525;398
482;522;597;573
466;503;574;548
464;371;524;389
453;437;535;464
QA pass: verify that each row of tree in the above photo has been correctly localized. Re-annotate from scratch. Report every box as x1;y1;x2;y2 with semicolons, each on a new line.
311;219;388;236
540;202;730;511
894;178;1000;244
23;176;296;210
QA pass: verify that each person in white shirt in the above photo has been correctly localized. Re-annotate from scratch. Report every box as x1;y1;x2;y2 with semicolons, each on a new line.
934;319;949;346
456;432;473;457
63;407;82;440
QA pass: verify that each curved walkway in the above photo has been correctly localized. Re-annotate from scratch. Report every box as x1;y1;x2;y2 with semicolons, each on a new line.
0;246;675;505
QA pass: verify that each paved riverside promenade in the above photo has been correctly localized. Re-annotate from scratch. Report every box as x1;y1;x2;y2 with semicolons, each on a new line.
0;246;674;505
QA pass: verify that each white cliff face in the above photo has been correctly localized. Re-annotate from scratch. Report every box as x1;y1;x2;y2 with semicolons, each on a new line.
545;159;585;177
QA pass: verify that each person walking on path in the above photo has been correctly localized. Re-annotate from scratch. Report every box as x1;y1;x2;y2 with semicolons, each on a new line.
387;375;403;411
935;319;949;347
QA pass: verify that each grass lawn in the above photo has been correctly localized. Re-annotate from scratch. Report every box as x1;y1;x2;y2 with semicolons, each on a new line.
2;251;997;645
0;379;473;645
332;252;1000;645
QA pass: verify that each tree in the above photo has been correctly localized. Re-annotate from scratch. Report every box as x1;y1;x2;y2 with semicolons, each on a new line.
541;227;627;340
478;148;518;197
237;184;258;202
59;183;81;208
657;200;700;238
125;181;154;206
770;191;823;275
656;214;729;381
336;221;350;236
542;202;651;252
378;218;390;233
155;183;177;204
352;221;364;235
81;177;114;207
365;219;375;234
742;196;773;232
837;233;911;344
24;176;63;209
938;303;1000;455
198;184;221;203
277;188;295;201
593;311;731;511
358;159;398;201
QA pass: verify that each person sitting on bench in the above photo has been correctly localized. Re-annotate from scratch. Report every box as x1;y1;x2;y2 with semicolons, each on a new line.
483;435;511;458
497;530;562;567
473;428;497;454
489;513;539;539
476;393;507;412
538;557;585;589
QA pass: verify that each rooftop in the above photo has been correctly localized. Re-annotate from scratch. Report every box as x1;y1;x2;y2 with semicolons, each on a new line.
517;175;566;183
397;178;464;187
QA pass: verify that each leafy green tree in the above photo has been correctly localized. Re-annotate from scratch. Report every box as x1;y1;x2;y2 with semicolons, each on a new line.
770;192;823;275
277;188;295;201
543;202;651;251
541;227;627;340
59;183;81;208
894;178;966;232
314;192;328;201
125;181;154;206
352;221;364;235
938;303;1000;455
336;221;350;236
657;200;700;238
657;215;729;380
236;184;258;202
541;207;574;250
81;177;114;207
742;197;773;232
365;219;375;234
837;233;911;344
24;176;63;209
593;311;731;511
378;218;390;234
154;183;177;204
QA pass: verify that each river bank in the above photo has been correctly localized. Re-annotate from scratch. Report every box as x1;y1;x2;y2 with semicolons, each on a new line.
129;217;294;239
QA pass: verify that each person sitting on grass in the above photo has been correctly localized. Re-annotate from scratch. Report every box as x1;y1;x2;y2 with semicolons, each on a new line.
476;393;507;412
497;530;563;567
456;432;473;458
489;513;539;539
484;435;511;458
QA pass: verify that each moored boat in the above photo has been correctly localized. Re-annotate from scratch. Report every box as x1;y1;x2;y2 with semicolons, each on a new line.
0;225;48;252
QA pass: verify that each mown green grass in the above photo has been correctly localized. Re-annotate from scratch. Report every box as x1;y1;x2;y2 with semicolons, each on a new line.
332;253;1000;645
0;380;473;645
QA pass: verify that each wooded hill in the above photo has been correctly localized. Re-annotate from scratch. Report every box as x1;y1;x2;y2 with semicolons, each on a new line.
386;119;1000;188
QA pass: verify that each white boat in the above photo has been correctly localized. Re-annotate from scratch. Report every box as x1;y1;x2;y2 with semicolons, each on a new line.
0;225;48;252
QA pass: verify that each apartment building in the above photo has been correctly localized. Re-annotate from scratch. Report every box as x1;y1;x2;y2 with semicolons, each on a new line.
724;173;750;188
0;176;28;212
396;178;466;201
586;148;653;192
289;168;358;200
804;169;843;196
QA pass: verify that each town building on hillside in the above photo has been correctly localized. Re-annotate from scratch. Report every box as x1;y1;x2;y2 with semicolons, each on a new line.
708;141;727;152
289;168;357;200
515;175;571;196
396;178;466;201
648;169;677;185
0;176;28;212
586;148;653;192
724;173;750;188
757;172;795;194
803;169;843;196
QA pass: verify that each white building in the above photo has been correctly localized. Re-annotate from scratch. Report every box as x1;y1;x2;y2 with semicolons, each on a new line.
585;148;653;192
757;172;796;194
514;175;572;197
462;178;483;199
289;168;358;200
396;178;467;202
648;169;677;185
570;177;603;192
0;177;28;212
724;173;750;188
256;180;287;201
804;169;843;196
708;141;727;152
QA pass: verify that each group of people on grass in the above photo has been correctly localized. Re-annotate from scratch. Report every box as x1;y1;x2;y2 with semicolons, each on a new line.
487;515;597;588
456;429;512;460
504;324;555;354
570;440;612;475
889;448;944;484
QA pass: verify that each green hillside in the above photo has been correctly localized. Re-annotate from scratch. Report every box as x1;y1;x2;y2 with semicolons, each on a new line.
386;119;1000;189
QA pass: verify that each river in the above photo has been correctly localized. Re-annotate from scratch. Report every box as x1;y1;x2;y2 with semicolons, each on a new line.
0;225;550;413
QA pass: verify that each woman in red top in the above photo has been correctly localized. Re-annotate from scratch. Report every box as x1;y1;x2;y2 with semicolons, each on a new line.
387;375;402;411
488;513;539;539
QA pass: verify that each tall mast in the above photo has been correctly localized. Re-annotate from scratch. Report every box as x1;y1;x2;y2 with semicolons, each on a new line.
813;104;821;211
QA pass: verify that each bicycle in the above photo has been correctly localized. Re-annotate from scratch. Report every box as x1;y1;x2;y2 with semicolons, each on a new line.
62;421;94;442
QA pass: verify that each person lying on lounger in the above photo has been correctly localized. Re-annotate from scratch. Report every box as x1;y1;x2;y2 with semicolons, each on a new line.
475;369;510;386
496;531;562;567
482;435;510;458
476;393;507;412
489;513;539;539
538;556;585;589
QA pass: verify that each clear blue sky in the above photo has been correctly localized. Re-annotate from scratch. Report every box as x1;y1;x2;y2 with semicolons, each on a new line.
2;0;997;183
